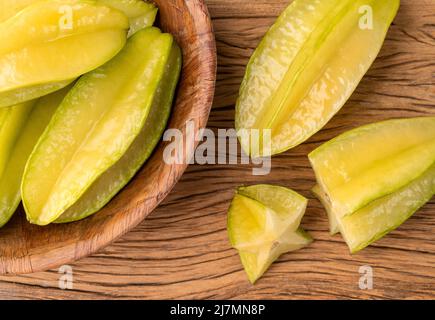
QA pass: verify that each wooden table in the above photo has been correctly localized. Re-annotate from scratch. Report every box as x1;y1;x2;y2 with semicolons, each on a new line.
0;0;434;300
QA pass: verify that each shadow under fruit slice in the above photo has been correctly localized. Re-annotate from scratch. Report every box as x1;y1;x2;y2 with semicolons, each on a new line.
228;185;312;284
0;0;129;107
0;86;71;228
235;0;400;157
55;42;181;223
309;117;435;218
22;27;174;226
314;164;435;253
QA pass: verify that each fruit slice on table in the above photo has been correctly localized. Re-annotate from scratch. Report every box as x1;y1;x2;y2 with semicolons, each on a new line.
228;185;312;284
0;86;71;228
99;0;158;37
22;27;174;226
309;117;435;218
235;0;400;157
56;42;181;223
0;0;129;107
314;164;435;253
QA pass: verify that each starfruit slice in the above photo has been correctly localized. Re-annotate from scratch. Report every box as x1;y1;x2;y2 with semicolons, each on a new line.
99;0;158;37
309;117;435;218
235;0;400;157
228;185;312;284
314;164;435;253
0;0;129;108
55;42;181;223
22;27;174;225
0;86;71;227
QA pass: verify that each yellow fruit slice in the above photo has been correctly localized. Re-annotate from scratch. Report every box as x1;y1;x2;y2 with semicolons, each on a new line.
99;0;158;36
0;86;71;227
309;117;435;218
55;43;181;223
235;0;400;157
22;28;174;225
0;0;129;104
228;185;312;283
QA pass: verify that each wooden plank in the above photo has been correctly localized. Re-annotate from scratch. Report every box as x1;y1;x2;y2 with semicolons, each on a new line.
0;0;434;299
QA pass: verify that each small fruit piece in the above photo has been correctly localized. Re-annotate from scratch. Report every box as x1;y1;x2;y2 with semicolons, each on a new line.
22;27;174;225
99;0;158;36
55;43;181;223
235;0;400;156
0;0;129;107
228;185;312;284
0;86;71;227
309;117;435;218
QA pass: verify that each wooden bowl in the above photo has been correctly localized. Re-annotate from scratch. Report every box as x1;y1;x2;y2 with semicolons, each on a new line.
0;0;216;274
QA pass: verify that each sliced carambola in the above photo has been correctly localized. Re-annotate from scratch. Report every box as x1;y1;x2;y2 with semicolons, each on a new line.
0;0;39;23
22;27;174;225
99;0;158;37
314;165;435;253
0;87;70;227
0;0;129;107
56;43;181;223
228;185;312;284
0;79;75;109
309;117;435;218
235;0;400;157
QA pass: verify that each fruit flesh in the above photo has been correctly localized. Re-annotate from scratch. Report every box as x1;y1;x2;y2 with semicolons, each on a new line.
22;27;174;225
0;86;71;227
312;184;339;235
235;0;400;157
228;185;311;283
56;43;181;223
315;164;435;253
309;117;435;218
0;0;129;104
98;0;158;36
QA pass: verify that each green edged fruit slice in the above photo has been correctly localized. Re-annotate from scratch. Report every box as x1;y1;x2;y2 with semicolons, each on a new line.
0;86;71;227
22;27;174;225
55;42;181;223
0;0;129;107
228;185;312;283
235;0;400;157
309;117;435;218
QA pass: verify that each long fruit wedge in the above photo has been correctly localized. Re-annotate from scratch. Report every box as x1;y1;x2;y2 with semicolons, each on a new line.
235;0;400;157
228;185;312;284
314;164;435;253
0;87;71;227
22;27;174;225
56;43;181;223
0;0;129;108
309;117;435;218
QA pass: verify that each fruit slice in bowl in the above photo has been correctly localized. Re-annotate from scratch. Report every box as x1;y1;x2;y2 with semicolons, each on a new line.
0;0;216;275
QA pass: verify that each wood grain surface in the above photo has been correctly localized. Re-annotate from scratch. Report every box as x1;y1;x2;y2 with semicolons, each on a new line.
0;0;434;299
